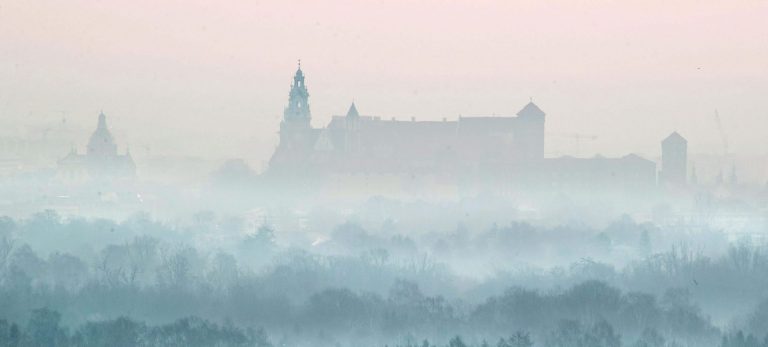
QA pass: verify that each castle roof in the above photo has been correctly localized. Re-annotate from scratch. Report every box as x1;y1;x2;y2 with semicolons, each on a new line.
346;102;359;118
620;153;655;165
516;102;545;118
662;131;687;145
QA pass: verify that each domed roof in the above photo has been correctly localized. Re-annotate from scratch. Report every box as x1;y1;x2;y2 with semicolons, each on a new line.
86;111;117;156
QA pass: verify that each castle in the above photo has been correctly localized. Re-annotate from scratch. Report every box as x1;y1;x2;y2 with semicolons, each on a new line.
50;64;687;196
269;63;546;176
267;64;660;194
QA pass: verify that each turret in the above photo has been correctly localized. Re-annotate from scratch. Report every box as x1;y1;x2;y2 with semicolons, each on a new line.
661;131;687;186
515;101;546;161
344;102;360;152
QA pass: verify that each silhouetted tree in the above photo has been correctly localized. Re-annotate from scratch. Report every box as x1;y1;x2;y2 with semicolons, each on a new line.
508;331;534;347
25;308;68;347
71;317;143;347
448;336;467;347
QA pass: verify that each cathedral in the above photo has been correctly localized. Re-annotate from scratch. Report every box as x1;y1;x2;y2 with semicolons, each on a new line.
57;111;136;182
268;63;546;176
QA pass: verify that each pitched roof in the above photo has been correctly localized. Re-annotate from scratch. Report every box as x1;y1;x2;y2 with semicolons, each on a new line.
662;131;687;144
516;102;545;118
621;153;654;164
346;102;360;118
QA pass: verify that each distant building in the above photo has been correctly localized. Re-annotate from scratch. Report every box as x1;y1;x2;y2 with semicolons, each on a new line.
539;154;657;192
57;112;135;182
0;116;82;175
265;64;657;196
268;64;546;176
660;131;687;186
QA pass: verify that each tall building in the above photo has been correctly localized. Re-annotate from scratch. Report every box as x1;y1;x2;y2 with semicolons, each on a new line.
660;131;687;186
269;63;316;172
57;111;135;182
283;61;311;124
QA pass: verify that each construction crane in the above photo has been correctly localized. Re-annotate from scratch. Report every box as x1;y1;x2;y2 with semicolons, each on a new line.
713;109;729;156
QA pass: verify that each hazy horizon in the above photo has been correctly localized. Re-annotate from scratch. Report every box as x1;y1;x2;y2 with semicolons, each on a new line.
2;3;768;346
1;0;767;167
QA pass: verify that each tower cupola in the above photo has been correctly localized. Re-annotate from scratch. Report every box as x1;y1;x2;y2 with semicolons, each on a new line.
283;60;311;123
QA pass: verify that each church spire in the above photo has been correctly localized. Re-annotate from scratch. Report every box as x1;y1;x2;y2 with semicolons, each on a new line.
283;61;311;123
97;110;107;130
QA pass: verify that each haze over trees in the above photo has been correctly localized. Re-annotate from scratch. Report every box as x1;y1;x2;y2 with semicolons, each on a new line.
2;211;768;346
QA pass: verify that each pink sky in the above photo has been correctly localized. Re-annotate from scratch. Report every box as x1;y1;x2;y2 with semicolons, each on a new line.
1;0;767;167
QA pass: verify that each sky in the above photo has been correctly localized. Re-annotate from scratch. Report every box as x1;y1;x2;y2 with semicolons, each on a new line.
1;0;767;169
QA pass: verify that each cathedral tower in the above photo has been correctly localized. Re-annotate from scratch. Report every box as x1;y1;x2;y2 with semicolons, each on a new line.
270;62;319;172
283;60;311;124
279;61;314;148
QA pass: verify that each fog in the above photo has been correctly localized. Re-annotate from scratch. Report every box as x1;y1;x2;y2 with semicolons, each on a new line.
2;1;768;347
2;209;768;346
2;1;768;164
